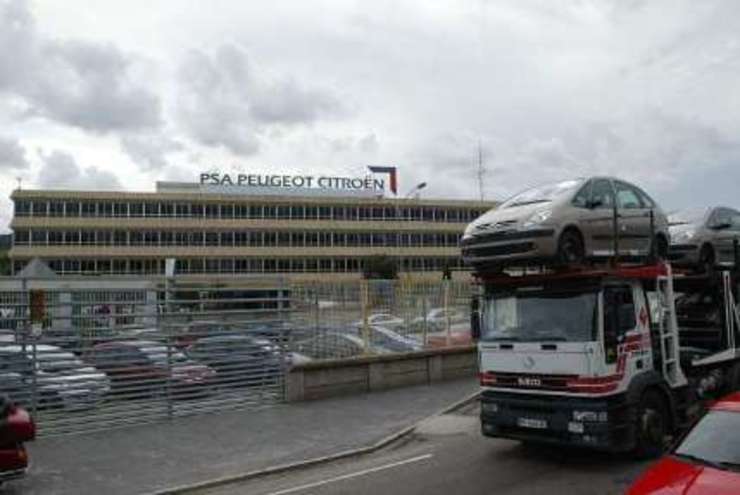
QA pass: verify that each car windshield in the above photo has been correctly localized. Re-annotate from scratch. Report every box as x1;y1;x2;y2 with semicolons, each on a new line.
674;410;740;469
37;352;85;372
669;208;708;226
481;289;598;342
502;179;583;208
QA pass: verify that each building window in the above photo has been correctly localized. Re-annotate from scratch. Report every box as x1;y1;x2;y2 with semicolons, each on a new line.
144;231;159;246
319;206;331;220
264;205;276;219
32;201;48;217
114;231;128;246
161;203;174;217
130;232;144;246
97;231;112;246
130;203;144;217
291;205;305;219
234;232;248;246
221;204;234;219
205;232;219;246
99;203;113;217
277;205;291;219
81;202;97;217
278;232;291;247
66;231;80;245
234;205;248;219
205;204;220;219
191;204;204;218
81;231;95;245
249;205;262;219
14;230;30;245
305;206;318;220
220;232;234;246
113;203;128;217
145;203;160;217
176;203;191;217
189;232;204;246
14;200;31;217
113;260;128;274
48;231;64;245
48;201;64;217
334;206;346;220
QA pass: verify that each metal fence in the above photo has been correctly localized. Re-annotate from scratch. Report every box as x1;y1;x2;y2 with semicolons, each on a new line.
0;276;471;436
0;281;292;435
290;278;473;360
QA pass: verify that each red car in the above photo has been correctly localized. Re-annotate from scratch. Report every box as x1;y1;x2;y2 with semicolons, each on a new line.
628;392;740;495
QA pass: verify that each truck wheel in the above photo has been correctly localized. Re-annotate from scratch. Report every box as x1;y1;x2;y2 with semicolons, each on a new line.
634;391;668;459
725;363;740;393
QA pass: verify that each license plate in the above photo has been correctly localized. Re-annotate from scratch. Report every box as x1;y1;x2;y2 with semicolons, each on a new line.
517;417;547;429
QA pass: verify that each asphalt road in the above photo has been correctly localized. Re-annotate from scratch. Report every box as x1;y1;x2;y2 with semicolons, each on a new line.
197;402;652;495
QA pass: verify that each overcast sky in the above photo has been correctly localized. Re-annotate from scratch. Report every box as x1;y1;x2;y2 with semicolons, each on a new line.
1;0;740;232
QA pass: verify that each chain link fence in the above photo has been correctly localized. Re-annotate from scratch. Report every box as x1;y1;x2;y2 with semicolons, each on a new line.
0;276;472;436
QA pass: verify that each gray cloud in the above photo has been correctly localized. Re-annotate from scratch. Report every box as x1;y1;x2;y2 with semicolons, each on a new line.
121;133;184;170
176;44;345;156
0;136;28;169
36;150;122;190
0;0;160;133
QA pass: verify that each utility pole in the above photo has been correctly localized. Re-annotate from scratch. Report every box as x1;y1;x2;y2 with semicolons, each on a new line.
476;141;485;201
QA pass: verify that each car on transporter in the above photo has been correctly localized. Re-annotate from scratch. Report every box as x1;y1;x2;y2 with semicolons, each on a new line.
461;177;670;270
668;206;740;272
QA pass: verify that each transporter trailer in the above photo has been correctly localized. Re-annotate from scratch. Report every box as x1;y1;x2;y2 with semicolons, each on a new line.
471;261;740;457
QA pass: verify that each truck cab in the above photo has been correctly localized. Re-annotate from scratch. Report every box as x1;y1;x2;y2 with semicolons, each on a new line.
476;264;694;456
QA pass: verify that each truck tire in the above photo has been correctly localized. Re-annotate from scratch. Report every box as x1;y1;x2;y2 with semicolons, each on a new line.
725;363;740;393
634;390;668;459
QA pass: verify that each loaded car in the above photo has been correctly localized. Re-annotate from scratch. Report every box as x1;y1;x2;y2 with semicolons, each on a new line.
628;392;740;494
352;313;406;332
0;345;110;411
668;207;740;272
461;177;669;270
85;340;215;398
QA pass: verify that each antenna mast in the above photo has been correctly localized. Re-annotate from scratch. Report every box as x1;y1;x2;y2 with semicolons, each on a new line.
476;140;485;201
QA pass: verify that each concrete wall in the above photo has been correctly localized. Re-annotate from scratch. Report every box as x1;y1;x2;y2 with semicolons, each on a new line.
286;346;477;401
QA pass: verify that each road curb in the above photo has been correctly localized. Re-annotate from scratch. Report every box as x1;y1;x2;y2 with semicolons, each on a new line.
149;390;480;495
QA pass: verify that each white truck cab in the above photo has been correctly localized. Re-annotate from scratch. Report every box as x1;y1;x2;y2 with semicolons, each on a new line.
474;263;739;457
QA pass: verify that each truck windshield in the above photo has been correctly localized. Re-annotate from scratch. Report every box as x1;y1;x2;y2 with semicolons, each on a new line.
481;290;598;342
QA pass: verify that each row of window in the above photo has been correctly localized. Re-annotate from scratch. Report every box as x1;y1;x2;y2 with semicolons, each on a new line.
12;257;465;276
13;230;463;248
13;200;485;223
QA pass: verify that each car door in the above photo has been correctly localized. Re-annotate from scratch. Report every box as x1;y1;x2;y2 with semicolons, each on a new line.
711;208;740;264
613;180;651;256
576;178;617;256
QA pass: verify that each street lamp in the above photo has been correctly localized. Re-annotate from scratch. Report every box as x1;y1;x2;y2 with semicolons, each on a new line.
396;182;427;275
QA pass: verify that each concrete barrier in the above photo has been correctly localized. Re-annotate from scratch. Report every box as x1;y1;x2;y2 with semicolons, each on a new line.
286;346;477;401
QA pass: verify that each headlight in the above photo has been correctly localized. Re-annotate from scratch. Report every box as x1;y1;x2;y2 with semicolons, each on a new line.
522;209;552;228
482;402;499;414
672;229;696;243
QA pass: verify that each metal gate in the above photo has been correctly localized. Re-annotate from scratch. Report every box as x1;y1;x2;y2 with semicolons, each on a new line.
0;279;292;435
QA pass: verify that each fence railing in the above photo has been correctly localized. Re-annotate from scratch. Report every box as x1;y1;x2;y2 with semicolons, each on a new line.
0;276;472;435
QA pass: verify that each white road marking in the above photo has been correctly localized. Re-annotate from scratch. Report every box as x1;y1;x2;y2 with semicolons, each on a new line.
263;453;434;495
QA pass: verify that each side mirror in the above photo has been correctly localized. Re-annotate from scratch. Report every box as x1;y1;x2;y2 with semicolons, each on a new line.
471;298;481;341
586;199;603;209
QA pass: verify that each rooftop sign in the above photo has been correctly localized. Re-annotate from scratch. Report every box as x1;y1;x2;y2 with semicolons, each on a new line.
197;166;398;197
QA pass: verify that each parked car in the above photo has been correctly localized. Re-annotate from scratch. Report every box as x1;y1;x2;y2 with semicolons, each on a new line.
411;308;467;332
85;340;215;398
292;332;389;361
352;313;405;331
461;177;669;269
0;344;110;411
363;325;422;353
669;207;740;271
185;335;283;387
169;321;230;349
628;392;740;494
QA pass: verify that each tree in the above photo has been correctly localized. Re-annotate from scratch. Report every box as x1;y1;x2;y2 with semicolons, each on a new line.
362;255;398;280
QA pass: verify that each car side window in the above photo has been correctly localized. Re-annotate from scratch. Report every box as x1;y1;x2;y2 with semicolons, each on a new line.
728;209;740;232
615;181;644;209
571;180;592;208
634;186;655;208
590;179;615;209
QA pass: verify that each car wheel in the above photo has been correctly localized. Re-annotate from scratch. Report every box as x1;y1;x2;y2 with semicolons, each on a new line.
699;245;715;274
557;229;585;265
634;390;668;459
653;235;668;260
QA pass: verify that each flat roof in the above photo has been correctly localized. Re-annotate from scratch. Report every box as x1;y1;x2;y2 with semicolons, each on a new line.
10;188;495;208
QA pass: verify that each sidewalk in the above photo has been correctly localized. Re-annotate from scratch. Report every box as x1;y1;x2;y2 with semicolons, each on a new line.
12;378;477;495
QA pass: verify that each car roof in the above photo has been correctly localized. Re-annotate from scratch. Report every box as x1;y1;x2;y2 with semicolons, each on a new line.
709;392;740;413
0;344;63;353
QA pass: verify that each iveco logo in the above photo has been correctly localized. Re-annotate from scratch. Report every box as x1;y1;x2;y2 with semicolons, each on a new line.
522;356;536;370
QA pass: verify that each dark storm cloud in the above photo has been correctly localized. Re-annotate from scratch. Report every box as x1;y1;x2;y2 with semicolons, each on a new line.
0;0;160;133
176;44;345;156
121;133;184;170
36;150;122;190
0;136;28;169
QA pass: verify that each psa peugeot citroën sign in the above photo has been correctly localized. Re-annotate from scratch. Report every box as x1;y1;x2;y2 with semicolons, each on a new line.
199;166;398;195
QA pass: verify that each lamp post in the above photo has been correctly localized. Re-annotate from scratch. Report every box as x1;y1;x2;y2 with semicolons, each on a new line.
396;182;427;276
